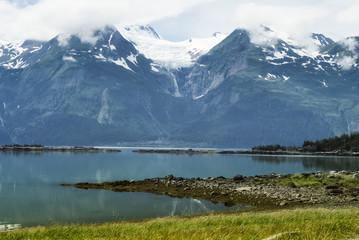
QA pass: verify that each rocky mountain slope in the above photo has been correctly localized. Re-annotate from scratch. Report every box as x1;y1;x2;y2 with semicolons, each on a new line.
0;25;358;147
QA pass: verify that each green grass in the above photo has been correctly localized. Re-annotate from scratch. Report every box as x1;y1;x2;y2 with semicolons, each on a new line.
252;173;359;188
2;207;359;239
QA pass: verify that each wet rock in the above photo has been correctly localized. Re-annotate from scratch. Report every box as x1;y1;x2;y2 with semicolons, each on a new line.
329;189;344;195
302;173;311;178
233;174;245;182
215;176;226;180
353;173;359;179
289;182;297;188
165;175;175;180
268;173;278;179
236;187;252;192
328;171;336;178
315;171;323;178
210;191;219;196
326;185;339;190
349;188;359;197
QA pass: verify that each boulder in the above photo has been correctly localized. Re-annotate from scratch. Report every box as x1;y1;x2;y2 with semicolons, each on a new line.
233;174;245;182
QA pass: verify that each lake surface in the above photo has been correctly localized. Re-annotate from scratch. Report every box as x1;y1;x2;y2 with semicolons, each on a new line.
1;148;359;228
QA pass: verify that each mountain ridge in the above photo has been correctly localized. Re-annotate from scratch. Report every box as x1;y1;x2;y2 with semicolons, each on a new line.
0;25;359;147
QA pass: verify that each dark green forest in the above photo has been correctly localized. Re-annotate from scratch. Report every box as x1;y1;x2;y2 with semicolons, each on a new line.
252;133;359;152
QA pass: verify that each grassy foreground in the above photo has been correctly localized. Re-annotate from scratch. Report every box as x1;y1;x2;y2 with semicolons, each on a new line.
2;207;359;240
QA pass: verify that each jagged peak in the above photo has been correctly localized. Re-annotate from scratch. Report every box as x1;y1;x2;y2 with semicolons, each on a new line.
54;25;123;47
122;24;162;40
312;33;334;46
0;39;8;46
260;24;273;32
212;32;227;38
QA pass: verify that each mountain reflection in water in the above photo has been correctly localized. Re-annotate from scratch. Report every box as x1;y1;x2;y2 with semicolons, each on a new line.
251;155;359;172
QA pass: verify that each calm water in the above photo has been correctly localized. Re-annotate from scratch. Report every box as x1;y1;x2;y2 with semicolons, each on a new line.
1;149;359;228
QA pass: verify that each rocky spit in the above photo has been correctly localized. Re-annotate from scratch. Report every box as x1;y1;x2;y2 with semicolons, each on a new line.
62;171;359;210
0;145;121;152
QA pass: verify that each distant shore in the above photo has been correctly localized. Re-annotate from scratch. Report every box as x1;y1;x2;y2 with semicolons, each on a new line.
133;148;359;156
0;145;121;152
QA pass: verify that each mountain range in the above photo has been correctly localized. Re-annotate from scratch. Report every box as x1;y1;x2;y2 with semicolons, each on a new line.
0;25;358;147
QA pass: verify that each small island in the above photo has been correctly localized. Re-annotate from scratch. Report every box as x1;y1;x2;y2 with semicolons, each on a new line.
0;144;121;152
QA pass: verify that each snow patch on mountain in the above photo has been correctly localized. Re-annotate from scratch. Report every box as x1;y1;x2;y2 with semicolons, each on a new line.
30;45;42;53
250;26;336;68
126;53;138;66
282;75;290;82
2;58;29;69
121;25;227;69
0;40;28;61
264;73;277;81
63;56;77;62
110;57;133;72
150;63;160;72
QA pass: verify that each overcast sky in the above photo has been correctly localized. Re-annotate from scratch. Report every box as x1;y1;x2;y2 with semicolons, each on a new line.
1;0;359;42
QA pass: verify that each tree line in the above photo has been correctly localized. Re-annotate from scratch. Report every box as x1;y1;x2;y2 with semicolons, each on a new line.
252;133;359;152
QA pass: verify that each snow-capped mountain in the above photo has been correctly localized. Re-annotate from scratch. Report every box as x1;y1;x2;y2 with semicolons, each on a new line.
1;24;359;147
312;33;335;46
0;40;43;69
53;26;146;73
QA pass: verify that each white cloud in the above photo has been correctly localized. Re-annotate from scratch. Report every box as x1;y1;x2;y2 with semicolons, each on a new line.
57;33;71;47
77;31;101;46
247;26;278;47
0;0;214;41
337;56;356;70
152;0;359;43
336;4;359;23
336;37;358;70
341;37;358;52
234;3;330;46
235;3;328;34
2;0;359;44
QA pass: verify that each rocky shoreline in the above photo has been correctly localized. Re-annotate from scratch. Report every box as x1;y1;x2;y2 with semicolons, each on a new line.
0;145;121;153
132;149;359;156
62;171;359;210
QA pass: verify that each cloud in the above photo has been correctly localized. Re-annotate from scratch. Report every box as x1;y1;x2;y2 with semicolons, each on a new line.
337;56;357;70
234;3;330;45
336;37;359;70
336;4;359;23
231;1;359;42
2;0;359;44
0;0;214;41
341;37;358;52
151;0;359;42
235;3;329;34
